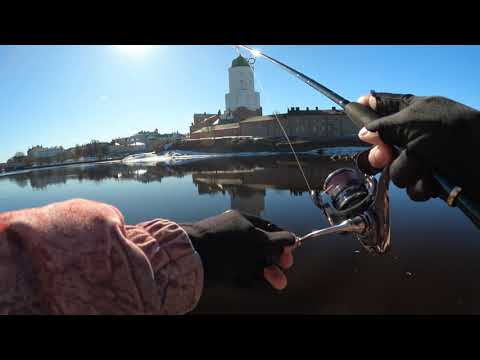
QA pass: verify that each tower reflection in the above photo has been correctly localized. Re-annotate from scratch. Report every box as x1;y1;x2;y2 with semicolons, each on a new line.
3;154;354;218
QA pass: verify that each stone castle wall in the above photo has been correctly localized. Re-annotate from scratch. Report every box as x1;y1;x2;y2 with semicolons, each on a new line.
190;108;360;140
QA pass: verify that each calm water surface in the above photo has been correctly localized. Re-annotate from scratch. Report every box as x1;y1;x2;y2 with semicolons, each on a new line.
1;154;479;314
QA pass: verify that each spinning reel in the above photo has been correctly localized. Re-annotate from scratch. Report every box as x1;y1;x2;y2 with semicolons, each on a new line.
298;152;391;255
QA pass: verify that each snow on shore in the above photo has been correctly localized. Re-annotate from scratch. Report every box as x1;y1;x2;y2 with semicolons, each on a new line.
0;147;369;177
121;147;368;166
121;151;281;166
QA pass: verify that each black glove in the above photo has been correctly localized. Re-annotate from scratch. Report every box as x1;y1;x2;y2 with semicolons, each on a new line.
360;92;480;202
180;210;296;288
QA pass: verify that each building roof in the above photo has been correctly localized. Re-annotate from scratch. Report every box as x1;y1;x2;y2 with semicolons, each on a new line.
240;115;284;123
192;123;239;134
241;110;345;124
288;107;346;115
231;55;250;68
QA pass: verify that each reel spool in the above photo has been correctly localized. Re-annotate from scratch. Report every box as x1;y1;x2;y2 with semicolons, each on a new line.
309;163;391;255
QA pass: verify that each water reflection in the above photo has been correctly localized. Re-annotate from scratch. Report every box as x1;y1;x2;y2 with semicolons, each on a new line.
2;155;480;314
3;155;353;217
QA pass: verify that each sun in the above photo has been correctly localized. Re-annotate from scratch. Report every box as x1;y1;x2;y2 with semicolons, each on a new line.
113;45;153;57
251;49;262;58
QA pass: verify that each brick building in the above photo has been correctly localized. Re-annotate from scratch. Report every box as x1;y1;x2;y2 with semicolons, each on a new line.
190;113;221;133
190;106;359;140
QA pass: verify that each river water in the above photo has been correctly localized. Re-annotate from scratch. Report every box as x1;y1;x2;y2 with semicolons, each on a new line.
1;153;479;314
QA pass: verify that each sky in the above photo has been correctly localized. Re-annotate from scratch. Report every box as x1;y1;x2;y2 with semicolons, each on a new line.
1;45;479;163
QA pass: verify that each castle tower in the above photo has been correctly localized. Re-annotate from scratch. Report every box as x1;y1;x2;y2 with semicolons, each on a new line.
225;55;261;114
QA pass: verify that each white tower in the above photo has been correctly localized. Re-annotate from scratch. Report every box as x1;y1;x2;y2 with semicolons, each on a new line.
225;56;261;113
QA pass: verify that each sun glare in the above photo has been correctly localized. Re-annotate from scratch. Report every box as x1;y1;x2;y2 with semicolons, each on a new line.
114;45;153;57
251;49;262;58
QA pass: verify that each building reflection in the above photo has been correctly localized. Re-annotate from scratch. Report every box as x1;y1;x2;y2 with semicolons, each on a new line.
2;155;355;216
230;188;265;217
194;176;265;216
188;156;352;216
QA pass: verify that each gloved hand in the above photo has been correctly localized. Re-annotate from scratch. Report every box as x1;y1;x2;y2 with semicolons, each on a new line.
180;210;296;290
356;92;480;202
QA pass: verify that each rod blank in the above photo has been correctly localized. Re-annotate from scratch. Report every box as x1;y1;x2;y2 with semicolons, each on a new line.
237;45;350;108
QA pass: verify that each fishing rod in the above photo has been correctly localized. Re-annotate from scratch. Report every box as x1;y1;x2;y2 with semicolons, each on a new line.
236;45;480;230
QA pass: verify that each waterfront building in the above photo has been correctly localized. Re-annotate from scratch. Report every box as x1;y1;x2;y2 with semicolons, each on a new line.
190;113;222;133
27;145;65;159
224;55;262;122
190;55;263;134
190;55;359;140
191;112;219;132
190;106;358;140
113;130;183;151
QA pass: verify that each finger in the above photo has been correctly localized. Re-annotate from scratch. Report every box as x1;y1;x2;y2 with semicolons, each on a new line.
264;239;295;266
355;150;382;175
358;127;385;146
406;174;438;202
356;94;377;110
264;265;287;290
266;244;295;269
357;95;370;106
368;144;394;169
389;150;423;189
279;248;294;269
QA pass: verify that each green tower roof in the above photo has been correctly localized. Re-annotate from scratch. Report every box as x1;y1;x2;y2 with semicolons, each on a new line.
231;55;250;68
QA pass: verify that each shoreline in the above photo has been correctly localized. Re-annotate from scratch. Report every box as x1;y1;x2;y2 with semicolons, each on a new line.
121;146;368;166
170;135;366;154
1;141;369;176
1;158;124;176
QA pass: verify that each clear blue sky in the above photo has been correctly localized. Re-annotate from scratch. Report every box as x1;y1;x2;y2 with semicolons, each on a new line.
1;45;479;163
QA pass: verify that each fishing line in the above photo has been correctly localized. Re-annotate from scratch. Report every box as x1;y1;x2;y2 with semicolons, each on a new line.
234;46;395;252
271;111;313;194
237;47;313;193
